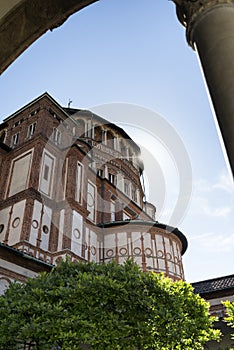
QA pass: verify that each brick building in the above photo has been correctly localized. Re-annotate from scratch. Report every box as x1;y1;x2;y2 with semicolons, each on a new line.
0;92;187;292
0;93;233;349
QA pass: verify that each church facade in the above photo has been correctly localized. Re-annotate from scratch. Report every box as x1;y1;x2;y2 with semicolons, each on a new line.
0;93;187;293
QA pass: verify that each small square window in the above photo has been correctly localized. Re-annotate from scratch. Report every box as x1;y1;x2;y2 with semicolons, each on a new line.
108;173;116;185
27;123;36;138
11;133;19;147
53;128;61;145
97;169;103;178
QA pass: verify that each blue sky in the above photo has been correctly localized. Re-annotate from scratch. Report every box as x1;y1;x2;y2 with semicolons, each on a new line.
0;0;233;282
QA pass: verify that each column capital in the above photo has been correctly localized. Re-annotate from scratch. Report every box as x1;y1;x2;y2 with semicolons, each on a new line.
173;0;234;47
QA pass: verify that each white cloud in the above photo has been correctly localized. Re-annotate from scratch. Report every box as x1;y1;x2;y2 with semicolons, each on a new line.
191;193;232;219
191;232;234;253
191;170;234;219
194;179;213;193
202;202;231;218
213;171;234;194
194;170;234;195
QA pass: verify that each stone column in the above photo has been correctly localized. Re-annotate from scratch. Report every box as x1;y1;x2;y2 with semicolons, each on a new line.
173;0;234;176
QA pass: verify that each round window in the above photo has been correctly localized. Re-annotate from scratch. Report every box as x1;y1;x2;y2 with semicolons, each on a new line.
42;225;49;234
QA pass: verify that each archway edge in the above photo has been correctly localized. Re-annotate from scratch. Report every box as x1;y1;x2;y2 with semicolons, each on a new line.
0;0;98;74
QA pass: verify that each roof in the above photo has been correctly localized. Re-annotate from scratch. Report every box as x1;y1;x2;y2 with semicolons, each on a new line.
0;242;53;271
63;107;141;154
192;274;234;295
3;92;71;122
1;92;141;155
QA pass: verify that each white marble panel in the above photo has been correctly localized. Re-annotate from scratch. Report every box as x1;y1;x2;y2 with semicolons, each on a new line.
30;200;42;246
40;205;51;251
58;210;64;251
71;210;83;256
8;200;26;245
8;150;33;197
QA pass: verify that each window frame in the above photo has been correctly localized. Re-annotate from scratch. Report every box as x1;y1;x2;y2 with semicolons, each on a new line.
27;122;37;138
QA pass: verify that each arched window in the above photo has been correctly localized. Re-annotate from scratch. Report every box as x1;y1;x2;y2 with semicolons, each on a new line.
107;130;114;148
94;126;102;143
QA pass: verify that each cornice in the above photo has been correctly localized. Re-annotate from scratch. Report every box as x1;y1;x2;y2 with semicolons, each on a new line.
173;0;234;47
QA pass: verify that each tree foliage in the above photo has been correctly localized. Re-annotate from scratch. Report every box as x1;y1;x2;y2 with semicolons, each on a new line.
223;300;234;340
0;259;220;349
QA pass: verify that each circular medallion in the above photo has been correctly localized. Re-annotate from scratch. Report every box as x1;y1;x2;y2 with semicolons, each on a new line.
12;217;20;228
32;220;39;229
73;228;81;239
166;253;172;261
106;249;114;257
157;250;164;258
145;248;152;257
91;246;96;255
119;247;128;256
133;247;141;256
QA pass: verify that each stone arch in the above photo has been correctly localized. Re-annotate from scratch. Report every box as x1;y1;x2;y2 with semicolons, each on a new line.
0;0;98;74
94;125;102;143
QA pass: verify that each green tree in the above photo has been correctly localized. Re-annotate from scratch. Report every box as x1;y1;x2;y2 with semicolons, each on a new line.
223;300;234;340
0;259;220;350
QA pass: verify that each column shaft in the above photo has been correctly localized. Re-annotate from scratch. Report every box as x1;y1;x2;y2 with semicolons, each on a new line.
174;1;234;176
193;5;234;174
